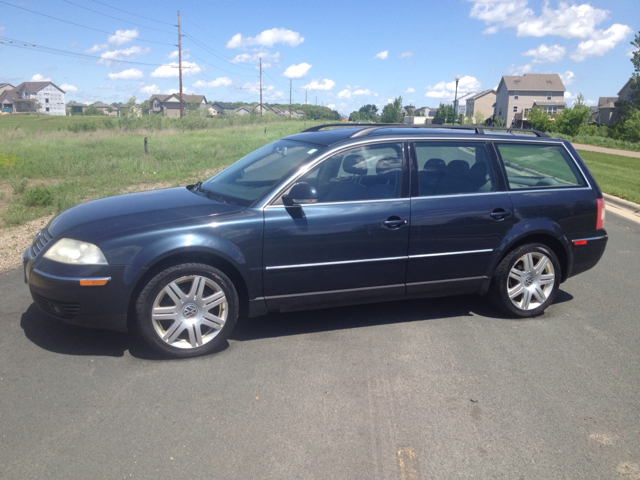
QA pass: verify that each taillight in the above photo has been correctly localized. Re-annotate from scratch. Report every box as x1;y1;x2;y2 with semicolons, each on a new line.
596;197;605;230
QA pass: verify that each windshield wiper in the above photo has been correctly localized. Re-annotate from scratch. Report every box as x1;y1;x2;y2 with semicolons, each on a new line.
191;181;226;203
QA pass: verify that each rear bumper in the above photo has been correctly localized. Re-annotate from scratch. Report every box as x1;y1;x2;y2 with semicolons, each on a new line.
566;231;608;279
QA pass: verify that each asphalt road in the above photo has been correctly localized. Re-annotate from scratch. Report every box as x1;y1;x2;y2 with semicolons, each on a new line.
1;212;638;480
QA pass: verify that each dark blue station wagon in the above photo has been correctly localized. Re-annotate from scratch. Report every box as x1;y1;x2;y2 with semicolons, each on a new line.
24;124;608;358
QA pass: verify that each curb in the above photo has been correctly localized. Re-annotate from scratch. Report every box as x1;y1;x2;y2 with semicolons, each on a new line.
603;193;640;214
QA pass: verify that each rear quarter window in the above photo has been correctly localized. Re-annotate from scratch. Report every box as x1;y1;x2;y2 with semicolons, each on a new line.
496;143;587;190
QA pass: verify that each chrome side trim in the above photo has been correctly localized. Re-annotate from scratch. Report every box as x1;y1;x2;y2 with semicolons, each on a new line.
406;276;486;287
408;249;493;259
573;235;608;243
266;256;407;271
507;187;592;194
265;283;404;300
33;269;112;283
265;197;409;209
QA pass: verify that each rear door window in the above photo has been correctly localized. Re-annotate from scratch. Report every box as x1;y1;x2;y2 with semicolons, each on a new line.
496;143;587;190
414;142;496;196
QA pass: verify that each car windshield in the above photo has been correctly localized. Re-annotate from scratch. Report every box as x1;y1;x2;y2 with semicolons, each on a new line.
202;139;323;206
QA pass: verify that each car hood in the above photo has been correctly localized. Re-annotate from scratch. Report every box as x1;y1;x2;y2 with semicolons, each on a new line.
48;187;245;242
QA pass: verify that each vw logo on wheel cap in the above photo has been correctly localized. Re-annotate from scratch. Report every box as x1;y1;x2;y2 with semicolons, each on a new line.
182;303;199;318
524;274;534;287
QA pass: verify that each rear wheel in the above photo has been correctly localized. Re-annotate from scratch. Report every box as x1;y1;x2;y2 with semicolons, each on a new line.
490;243;560;317
135;263;238;358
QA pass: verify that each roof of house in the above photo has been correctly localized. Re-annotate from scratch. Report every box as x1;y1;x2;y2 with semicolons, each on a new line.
0;83;14;88
212;102;235;109
617;78;633;98
457;92;476;101
0;90;18;104
598;96;618;107
467;89;496;101
13;81;65;94
532;100;567;106
500;74;565;92
93;101;111;108
149;94;172;102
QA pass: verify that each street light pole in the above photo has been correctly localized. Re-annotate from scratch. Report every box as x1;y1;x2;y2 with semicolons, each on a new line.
453;74;460;125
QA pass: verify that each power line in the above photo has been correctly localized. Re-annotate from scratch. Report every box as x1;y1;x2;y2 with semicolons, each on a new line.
0;0;174;46
62;0;175;35
0;35;164;66
187;52;256;78
181;32;255;71
91;0;176;26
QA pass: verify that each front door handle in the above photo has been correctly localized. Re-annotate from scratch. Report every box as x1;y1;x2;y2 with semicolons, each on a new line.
383;216;408;229
490;209;512;221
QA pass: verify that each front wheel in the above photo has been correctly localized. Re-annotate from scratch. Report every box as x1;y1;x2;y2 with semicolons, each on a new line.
490;243;561;318
135;263;239;358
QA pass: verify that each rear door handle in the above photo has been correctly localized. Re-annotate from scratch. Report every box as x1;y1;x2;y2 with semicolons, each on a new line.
383;217;408;229
490;209;512;221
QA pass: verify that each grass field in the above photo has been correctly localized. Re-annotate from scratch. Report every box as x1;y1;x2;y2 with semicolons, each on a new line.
0;117;320;227
0;116;637;229
577;150;640;204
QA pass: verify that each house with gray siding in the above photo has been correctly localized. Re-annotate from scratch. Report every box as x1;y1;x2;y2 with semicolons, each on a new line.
494;74;566;127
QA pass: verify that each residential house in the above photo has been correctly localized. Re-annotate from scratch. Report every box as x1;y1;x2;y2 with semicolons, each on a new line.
93;101;119;116
149;93;208;117
0;83;14;95
0;81;66;115
67;101;88;115
455;92;476;115
594;78;637;126
466;89;496;120
234;103;274;115
210;102;235;115
494;73;566;127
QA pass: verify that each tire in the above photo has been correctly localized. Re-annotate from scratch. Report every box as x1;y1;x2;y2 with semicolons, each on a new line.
135;263;238;358
490;243;561;318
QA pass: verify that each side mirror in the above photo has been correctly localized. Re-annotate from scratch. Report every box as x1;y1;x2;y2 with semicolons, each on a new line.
282;182;318;206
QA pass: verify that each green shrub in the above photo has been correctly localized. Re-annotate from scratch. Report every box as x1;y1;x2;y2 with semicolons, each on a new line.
23;186;54;207
9;178;27;195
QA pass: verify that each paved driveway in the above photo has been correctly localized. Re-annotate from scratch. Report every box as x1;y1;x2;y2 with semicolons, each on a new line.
1;213;638;479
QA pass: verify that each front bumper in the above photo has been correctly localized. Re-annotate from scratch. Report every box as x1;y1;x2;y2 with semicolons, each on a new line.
24;248;142;332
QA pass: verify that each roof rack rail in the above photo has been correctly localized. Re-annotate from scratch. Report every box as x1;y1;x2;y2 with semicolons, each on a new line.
302;123;549;138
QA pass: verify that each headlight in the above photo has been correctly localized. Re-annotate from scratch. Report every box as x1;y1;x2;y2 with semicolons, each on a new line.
44;238;108;265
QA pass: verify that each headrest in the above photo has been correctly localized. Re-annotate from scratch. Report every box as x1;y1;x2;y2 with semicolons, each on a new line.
446;160;470;174
423;158;446;172
376;156;401;178
342;154;368;175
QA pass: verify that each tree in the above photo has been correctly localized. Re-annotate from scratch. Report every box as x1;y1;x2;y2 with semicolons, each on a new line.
83;105;105;116
473;111;485;125
629;31;640;109
527;106;552;132
432;103;454;124
140;100;151;115
349;111;361;122
404;105;415;116
380;96;403;123
356;104;379;122
555;102;590;136
121;96;138;118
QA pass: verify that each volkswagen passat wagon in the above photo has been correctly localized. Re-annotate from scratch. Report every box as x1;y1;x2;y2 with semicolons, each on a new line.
24;124;608;358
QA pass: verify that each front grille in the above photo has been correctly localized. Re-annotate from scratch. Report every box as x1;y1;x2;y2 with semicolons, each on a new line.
32;292;80;320
30;228;53;257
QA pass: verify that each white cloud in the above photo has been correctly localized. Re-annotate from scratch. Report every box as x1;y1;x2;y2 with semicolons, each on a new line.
140;84;160;95
166;49;190;60
300;78;335;91
327;104;336;110
192;77;233;88
98;46;151;65
507;63;533;75
241;81;285;100
230;51;280;68
98;85;117;89
60;84;80;92
522;43;566;63
405;87;416;93
69;41;78;48
585;99;597;106
337;89;351;99
559;70;575;86
30;74;52;82
108;68;144;80
570;24;633;62
374;50;388;60
468;0;632;61
87;29;139;53
226;28;304;48
425;75;481;100
150;61;202;78
399;51;413;58
282;63;312;78
353;88;377;96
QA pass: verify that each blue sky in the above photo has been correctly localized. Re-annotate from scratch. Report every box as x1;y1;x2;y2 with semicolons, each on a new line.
1;0;638;115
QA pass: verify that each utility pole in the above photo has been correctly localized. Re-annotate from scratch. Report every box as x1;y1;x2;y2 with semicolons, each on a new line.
289;79;292;119
178;11;183;119
259;58;262;116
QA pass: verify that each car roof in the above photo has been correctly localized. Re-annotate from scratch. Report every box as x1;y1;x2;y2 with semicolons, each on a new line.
285;123;561;147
